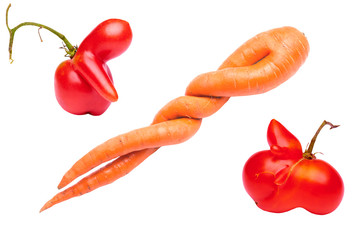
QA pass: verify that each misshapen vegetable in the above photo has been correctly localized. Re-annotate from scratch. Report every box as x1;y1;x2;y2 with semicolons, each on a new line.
243;119;344;215
40;26;310;212
6;4;132;115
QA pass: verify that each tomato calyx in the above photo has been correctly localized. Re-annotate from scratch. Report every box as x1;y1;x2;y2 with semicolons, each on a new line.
6;4;77;63
60;42;78;59
303;120;339;160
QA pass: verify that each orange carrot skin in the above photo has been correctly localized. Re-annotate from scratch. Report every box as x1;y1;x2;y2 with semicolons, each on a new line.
152;96;229;124
58;118;202;189
41;26;310;211
186;26;309;97
40;149;156;212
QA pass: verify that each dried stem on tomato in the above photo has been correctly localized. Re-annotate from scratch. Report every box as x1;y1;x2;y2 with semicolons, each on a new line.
303;120;340;159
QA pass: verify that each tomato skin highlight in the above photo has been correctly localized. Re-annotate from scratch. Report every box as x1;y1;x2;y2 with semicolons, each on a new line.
243;119;344;215
54;19;132;115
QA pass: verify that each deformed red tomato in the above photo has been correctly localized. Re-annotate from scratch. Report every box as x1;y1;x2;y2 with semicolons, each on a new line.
6;4;132;115
54;19;132;115
242;119;344;215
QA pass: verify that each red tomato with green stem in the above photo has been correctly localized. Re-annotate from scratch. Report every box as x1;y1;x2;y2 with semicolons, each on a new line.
6;4;132;115
243;119;344;215
55;19;132;115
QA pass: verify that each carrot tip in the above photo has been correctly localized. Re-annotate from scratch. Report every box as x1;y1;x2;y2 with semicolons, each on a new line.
57;177;70;189
39;203;50;213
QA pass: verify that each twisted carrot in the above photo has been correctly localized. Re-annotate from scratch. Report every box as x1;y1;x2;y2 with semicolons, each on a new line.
40;26;309;212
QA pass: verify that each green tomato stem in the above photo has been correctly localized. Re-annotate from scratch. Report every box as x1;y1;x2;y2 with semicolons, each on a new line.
6;4;76;63
303;120;339;159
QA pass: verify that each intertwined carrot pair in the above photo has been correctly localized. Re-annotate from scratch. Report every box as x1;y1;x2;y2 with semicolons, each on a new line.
41;26;310;212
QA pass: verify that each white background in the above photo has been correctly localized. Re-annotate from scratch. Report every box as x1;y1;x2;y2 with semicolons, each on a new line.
1;0;359;239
